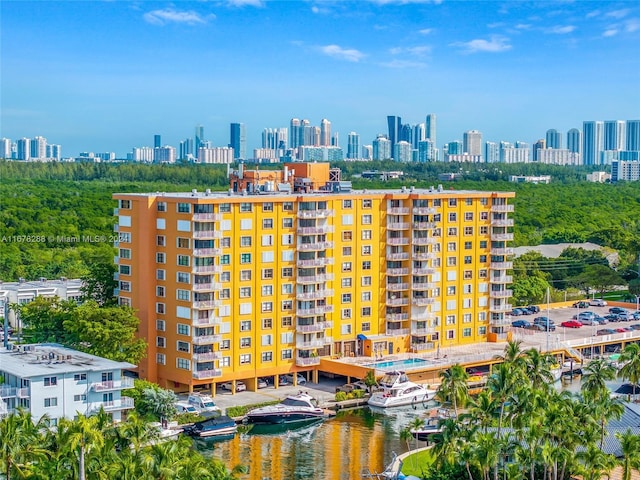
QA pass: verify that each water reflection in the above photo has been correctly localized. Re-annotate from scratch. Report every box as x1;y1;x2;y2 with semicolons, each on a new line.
194;407;420;480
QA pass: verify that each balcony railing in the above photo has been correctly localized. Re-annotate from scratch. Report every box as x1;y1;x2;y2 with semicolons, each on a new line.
490;204;515;213
297;305;334;316
387;222;410;230
410;327;433;336
192;230;222;239
296;356;321;367
297;225;335;235
491;219;514;227
490;275;513;284
297;209;334;219
386;313;409;322
412;282;435;291
387;267;409;276
412;252;436;261
491;233;514;241
412;342;435;351
413;222;436;230
193;212;222;221
192;300;220;309
412;237;436;246
490;289;513;299
411;313;434;322
386;328;410;336
192;265;222;274
412;297;435;306
193;351;222;362
412;268;436;276
388;207;410;215
297;257;334;268
193;248;222;257
91;378;135;392
490;248;515;256
297;289;334;300
298;241;334;251
386;252;410;261
387;237;410;246
386;297;410;307
490;317;512;326
490;304;513;313
387;283;409;292
296;321;333;333
192;335;222;345
296;338;327;349
297;273;334;285
89;397;134;413
193;369;223;379
193;282;222;292
193;315;222;327
490;262;513;270
412;207;436;215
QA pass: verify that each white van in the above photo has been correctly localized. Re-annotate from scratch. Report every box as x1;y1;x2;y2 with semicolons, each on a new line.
187;394;221;413
174;401;198;414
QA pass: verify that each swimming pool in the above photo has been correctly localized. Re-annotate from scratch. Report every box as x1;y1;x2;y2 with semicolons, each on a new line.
364;358;430;370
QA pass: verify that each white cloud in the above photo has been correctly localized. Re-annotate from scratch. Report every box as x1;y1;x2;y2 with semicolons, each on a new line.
546;25;576;34
487;22;505;29
602;28;618;37
380;59;427;68
320;44;366;62
371;0;442;4
626;18;640;32
418;28;433;35
586;10;600;19
514;24;531;30
143;8;214;26
226;0;264;6
450;35;511;53
606;9;630;19
389;45;431;56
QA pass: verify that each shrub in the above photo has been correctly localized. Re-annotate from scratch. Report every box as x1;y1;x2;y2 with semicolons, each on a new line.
335;391;348;402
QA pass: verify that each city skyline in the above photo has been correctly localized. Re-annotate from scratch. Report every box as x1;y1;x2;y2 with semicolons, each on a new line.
2;1;639;156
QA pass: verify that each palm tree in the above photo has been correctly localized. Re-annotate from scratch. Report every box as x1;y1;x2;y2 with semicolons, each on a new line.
437;363;469;416
59;414;105;480
495;340;524;365
522;348;554;391
468;390;497;434
0;409;49;480
576;444;616;480
615;429;640;480
581;357;617;402
618;343;640;401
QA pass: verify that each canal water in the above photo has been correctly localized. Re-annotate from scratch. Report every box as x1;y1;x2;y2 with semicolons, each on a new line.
193;406;427;480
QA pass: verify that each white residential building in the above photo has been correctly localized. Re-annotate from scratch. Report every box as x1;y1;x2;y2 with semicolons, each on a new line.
0;344;134;423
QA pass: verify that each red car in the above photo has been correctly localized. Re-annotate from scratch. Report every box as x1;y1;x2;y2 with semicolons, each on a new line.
561;320;582;328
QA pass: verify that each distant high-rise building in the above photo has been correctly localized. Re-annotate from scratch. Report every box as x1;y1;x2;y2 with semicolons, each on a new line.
179;138;194;160
418;139;436;162
463;130;483;158
545;129;562;149
447;140;463;155
583;121;604;165
198;146;234;164
347;132;360;159
533;139;546;161
289;118;301;149
229;123;246;160
604;120;626;151
153;146;176;164
1;138;12;159
373;135;391;160
262;128;288;150
46;144;62;160
30;136;47;159
400;124;413;144
425;114;436;147
331;133;339;147
301;120;316;147
567;128;582;155
387;116;402;157
394;141;412;162
195;125;205;153
500;141;530;163
627;120;640;151
16;138;30;161
485;142;499;163
320;119;331;146
362;145;372;160
133;147;154;162
412;123;426;150
154;135;161;149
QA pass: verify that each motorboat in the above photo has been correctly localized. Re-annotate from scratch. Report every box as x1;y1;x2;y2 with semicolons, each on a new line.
367;371;436;408
145;421;183;444
409;409;452;441
182;415;238;438
246;392;327;425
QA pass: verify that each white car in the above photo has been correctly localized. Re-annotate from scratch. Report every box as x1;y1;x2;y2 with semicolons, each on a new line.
174;401;198;414
220;381;247;392
590;299;608;307
187;393;220;413
257;378;269;389
284;373;307;385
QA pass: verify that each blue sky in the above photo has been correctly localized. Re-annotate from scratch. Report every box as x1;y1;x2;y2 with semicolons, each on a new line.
2;0;639;157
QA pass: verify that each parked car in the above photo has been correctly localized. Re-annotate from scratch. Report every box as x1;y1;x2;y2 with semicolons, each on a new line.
577;318;598;326
630;324;640;331
511;308;525;316
174;402;199;414
590;299;608;307
593;316;608;324
596;328;616;335
526;324;546;331
511;320;531;328
533;316;555;326
527;305;541;313
617;311;633;321
520;307;535;315
283;373;307;385
220;381;246;392
604;314;621;322
257;378;269;389
573;311;596;320
561;320;582;329
187;393;220;413
632;312;640;320
573;301;590;308
609;307;627;314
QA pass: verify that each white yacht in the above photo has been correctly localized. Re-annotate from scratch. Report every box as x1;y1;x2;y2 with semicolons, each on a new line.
368;370;436;408
246;392;327;424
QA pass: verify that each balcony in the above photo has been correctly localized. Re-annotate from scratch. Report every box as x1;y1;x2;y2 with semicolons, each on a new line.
412;282;435;291
192;265;222;274
89;397;134;413
387;237;410;246
297;225;335;235
296;321;333;333
411;313;434;322
386;313;409;322
490;317;512;326
490;247;515;256
192;334;222;345
193;212;221;221
193;315;222;327
193;369;223;379
193;230;222;239
297;273;334;285
296;338;327;349
298;241;334;251
412;207;436;215
193;282;222;292
413;222;436;230
297;305;334;316
297;289;334;300
490;275;513;284
296;356;321;367
490;261;513;270
412;297;435;306
193;248;222;257
386;297;410;307
413;252;436;261
412;237;436;246
297;257;334;268
491;219;514;227
491;233;514;241
490;204;515;213
388;207;410;215
386;252;410;261
193;351;222;362
386;328;410;336
489;304;513;313
0;386;17;398
412;342;435;352
388;222;410;230
297;209;334;219
412;267;436;276
490;289;513;299
192;300;220;309
387;267;409;276
387;283;409;292
91;378;135;392
411;327;433;336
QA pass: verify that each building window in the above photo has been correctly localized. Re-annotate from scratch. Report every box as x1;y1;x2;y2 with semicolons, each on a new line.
282;300;293;311
240;287;252;298
73;394;87;402
362;214;372;225
177;289;190;301
240;321;251;331
281;316;293;327
447;242;456;252
362;307;371;317
282;267;293;278
156;253;165;264
44;376;58;387
447;330;455;340
177;324;190;335
281;283;293;294
156;353;166;365
177;255;190;266
478;326;487;335
362;230;372;240
176;358;191;370
44;397;58;407
262;318;273;329
177;272;190;283
262;351;273;362
156;336;166;348
342;293;352;303
263;202;273;212
240;337;251;348
240;236;252;247
362;322;371;331
362;245;372;255
119;265;131;275
157;201;166;212
445;315;456;325
240;354;251;365
464;256;472;264
263;218;273;229
464;270;473;279
448;213;457;222
73;373;86;381
177;203;191;213
479;269;488;278
283;217;293;228
362;291;371;301
448;199;457;207
221;237;231;248
479;255;487;263
177;237;189;248
342;246;352;256
262;268;274;279
342;262;352;272
219;203;231;213
464;241;472;249
464;212;473;221
447;257;457;266
447;227;457;236
447;286;456;295
342;277;352;287
281;349;293;360
464;226;473;236
342;308;352;319
363;199;372;208
261;302;273;313
480;226;489;235
177;341;190;353
362;276;372;286
463;328;472;337
240;202;252;212
463;313;472;323
480;240;488;248
283;202;294;211
480;211;489;220
220;271;231;282
342;231;353;241
220;339;231;350
156;319;166;331
156;303;165;314
261;285;273;296
240;253;252;264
